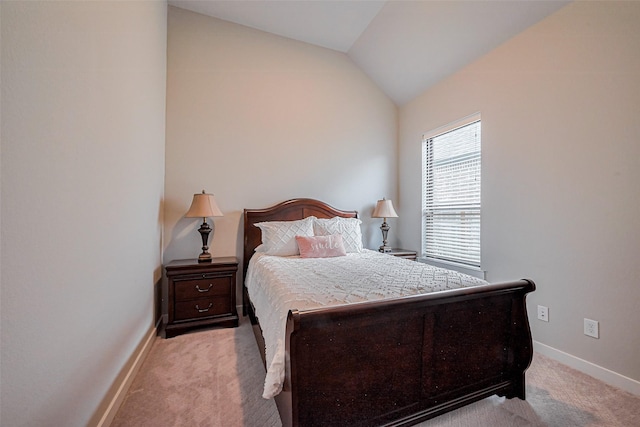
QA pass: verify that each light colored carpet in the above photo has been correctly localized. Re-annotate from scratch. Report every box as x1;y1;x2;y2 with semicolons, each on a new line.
112;318;640;426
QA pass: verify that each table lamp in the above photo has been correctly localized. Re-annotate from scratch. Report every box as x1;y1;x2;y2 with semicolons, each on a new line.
185;190;223;263
372;197;398;253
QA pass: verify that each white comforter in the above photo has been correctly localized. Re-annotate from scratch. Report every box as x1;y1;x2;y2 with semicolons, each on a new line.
245;249;488;399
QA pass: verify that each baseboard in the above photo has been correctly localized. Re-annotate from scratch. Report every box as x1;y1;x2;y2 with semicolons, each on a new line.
89;324;159;427
533;341;640;396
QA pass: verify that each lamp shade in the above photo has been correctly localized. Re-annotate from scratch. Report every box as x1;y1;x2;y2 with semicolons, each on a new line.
184;191;223;218
372;198;398;219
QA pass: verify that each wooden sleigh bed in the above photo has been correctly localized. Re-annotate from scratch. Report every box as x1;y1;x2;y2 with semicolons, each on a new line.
243;198;535;427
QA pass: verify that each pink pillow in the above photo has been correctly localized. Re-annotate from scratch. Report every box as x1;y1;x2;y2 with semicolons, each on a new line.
295;234;347;258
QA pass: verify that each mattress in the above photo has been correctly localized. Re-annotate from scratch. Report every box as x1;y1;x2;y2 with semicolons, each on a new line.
245;249;488;399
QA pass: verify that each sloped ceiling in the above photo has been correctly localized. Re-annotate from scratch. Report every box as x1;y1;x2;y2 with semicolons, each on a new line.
168;0;570;106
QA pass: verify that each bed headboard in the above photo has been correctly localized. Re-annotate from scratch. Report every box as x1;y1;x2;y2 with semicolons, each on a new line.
243;198;358;278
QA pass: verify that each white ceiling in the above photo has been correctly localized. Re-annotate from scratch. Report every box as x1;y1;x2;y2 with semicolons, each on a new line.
168;0;570;105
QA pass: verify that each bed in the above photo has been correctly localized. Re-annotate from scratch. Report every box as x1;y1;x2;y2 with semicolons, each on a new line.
243;198;535;427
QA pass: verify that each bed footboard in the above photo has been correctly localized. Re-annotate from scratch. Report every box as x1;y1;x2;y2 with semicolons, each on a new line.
275;279;535;427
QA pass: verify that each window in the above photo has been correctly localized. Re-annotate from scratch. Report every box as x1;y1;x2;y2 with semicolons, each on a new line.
422;116;481;268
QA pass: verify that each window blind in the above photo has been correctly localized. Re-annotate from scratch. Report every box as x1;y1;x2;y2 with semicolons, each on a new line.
422;119;481;267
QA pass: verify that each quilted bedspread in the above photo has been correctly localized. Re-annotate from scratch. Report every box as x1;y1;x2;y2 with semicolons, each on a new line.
245;249;488;399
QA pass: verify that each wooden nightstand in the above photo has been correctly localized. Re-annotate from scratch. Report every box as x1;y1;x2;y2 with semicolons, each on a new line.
164;257;239;338
384;249;418;261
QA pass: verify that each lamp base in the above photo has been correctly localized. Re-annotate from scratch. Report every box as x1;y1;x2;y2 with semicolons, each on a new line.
379;220;392;254
198;252;213;263
197;220;213;263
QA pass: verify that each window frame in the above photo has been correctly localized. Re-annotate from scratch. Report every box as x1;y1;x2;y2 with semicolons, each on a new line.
421;113;483;274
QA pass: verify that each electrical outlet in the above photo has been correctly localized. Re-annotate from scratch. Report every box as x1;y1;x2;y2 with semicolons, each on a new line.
584;318;599;338
537;305;549;322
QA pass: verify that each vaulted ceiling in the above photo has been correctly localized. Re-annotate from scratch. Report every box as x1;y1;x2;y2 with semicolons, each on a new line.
168;0;570;106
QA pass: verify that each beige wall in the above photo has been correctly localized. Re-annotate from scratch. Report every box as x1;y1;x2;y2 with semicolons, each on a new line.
164;7;398;273
399;1;640;387
0;1;167;425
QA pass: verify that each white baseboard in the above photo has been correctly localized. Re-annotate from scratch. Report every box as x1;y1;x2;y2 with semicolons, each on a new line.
533;341;640;396
90;325;158;427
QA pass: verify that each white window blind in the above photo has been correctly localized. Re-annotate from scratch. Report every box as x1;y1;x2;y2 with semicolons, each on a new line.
422;119;481;267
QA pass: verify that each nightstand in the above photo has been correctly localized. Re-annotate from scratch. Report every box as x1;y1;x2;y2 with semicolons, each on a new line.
384;249;417;261
164;257;239;338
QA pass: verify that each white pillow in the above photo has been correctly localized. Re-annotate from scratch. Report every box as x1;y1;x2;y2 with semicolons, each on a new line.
313;217;363;253
254;217;315;256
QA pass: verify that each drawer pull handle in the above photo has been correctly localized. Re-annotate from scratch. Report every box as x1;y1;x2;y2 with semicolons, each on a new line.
195;303;213;313
196;284;213;293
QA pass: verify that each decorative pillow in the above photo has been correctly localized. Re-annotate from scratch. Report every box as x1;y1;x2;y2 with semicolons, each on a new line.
313;217;363;253
254;217;315;256
295;234;347;258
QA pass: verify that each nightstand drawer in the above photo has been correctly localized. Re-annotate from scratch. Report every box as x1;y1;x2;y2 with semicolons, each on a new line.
174;277;231;301
174;296;231;321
